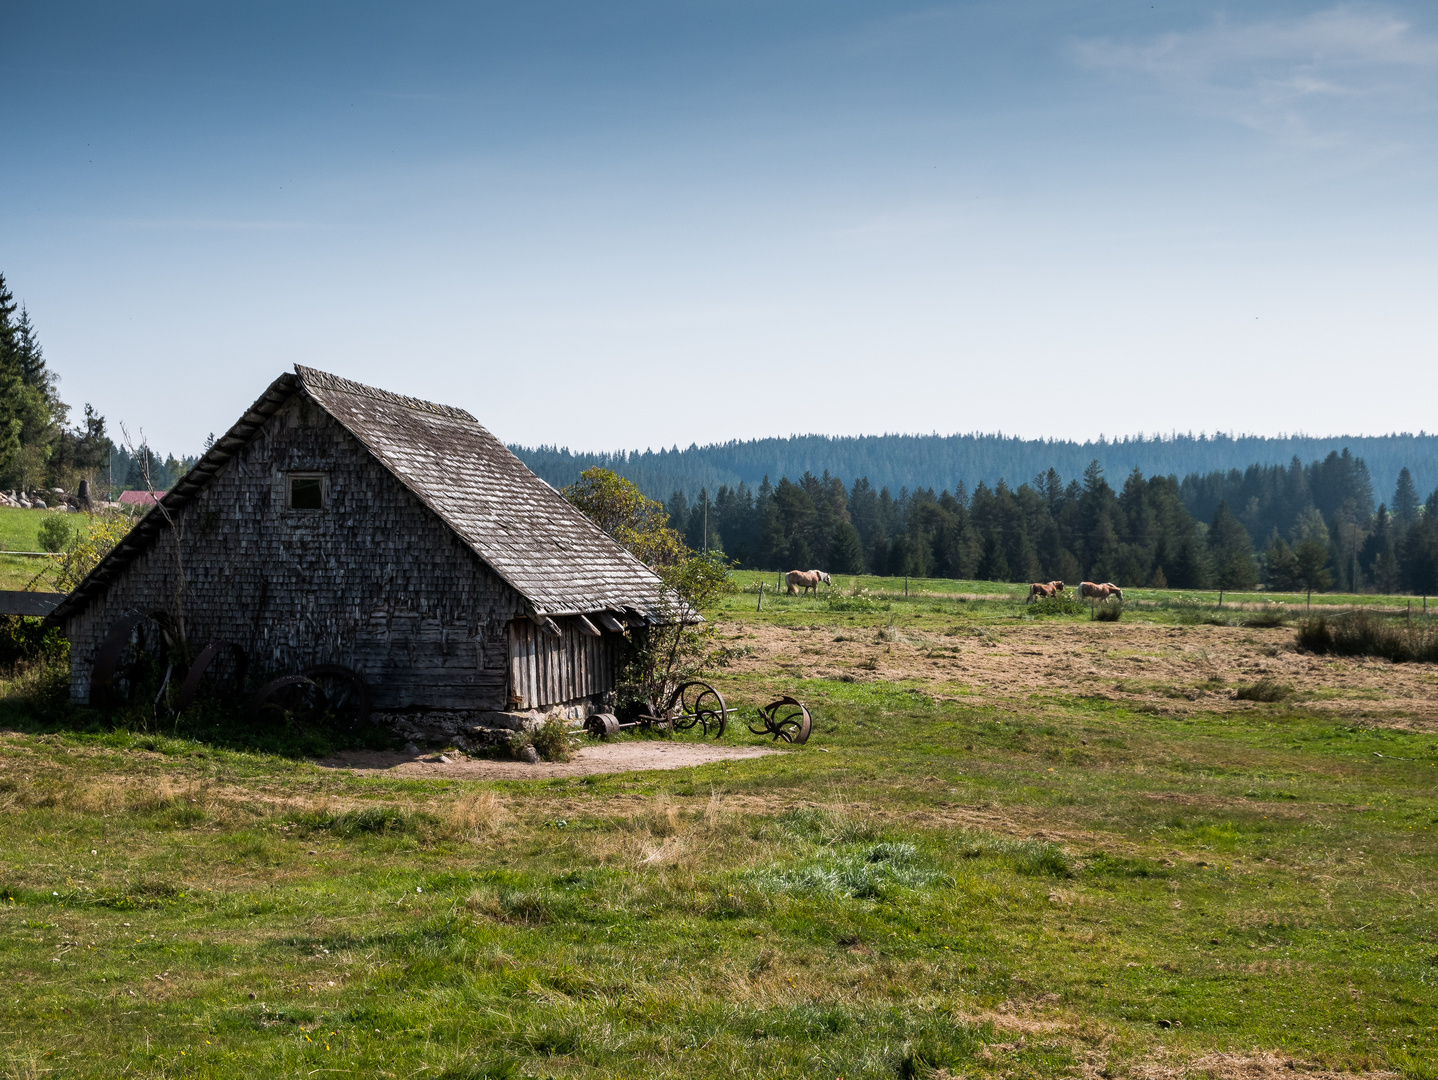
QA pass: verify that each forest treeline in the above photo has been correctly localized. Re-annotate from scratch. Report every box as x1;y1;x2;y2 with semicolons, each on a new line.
5;263;1437;595
513;430;1437;516
667;452;1438;595
0;271;192;499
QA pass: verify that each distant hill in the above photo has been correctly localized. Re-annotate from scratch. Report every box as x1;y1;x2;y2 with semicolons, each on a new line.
511;431;1438;507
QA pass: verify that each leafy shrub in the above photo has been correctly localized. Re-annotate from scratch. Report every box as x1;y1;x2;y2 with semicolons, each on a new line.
0;616;69;671
508;714;577;763
1091;603;1122;622
36;514;73;553
1234;678;1293;702
1298;610;1438;664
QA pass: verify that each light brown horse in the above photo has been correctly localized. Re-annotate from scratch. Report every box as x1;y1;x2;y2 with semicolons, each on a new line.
785;570;832;596
1026;580;1066;603
1077;581;1123;602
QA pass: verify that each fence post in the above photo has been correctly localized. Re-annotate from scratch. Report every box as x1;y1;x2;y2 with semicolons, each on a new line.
905;576;909;598
757;581;764;612
1218;589;1223;609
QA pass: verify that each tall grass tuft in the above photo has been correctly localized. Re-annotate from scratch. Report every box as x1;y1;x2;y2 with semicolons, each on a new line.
442;791;510;842
1242;607;1290;629
1297;610;1438;664
1234;678;1293;702
1090;603;1122;622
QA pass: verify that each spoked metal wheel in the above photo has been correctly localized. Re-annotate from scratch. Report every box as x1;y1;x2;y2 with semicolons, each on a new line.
249;675;325;728
303;664;372;730
664;680;728;738
90;610;178;711
750;696;812;744
175;640;248;713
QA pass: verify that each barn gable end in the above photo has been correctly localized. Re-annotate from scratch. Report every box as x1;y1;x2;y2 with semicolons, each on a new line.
55;367;668;716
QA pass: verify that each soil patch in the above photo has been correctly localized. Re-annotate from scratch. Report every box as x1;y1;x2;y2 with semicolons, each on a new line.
316;741;782;779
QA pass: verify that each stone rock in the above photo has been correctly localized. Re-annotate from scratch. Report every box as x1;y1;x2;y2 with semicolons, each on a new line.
521;744;540;764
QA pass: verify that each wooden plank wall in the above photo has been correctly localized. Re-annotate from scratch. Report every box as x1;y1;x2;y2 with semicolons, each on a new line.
507;618;618;709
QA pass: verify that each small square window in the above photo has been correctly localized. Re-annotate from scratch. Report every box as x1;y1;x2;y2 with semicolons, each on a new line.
288;475;324;510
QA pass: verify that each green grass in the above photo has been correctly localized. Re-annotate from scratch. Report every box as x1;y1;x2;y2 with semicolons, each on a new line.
2;624;1437;1079
0;506;98;590
728;568;1438;630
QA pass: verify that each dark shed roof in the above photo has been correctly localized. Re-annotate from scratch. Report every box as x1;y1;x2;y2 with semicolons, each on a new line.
51;366;671;624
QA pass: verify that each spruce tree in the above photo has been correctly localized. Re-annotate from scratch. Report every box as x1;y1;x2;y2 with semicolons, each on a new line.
1392;467;1420;525
1293;537;1333;601
1209;501;1257;589
828;521;865;575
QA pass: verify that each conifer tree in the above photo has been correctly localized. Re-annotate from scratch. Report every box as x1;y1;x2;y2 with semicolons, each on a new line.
1391;467;1421;525
1209;501;1258;589
828;521;865;574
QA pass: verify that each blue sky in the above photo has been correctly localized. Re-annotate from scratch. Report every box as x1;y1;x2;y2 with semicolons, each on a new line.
4;2;1436;456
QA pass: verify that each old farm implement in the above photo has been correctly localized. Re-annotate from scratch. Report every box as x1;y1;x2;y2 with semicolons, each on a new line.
584;682;812;744
89;608;371;729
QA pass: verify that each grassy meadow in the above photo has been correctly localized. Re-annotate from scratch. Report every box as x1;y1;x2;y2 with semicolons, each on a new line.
0;506;92;591
1;572;1437;1077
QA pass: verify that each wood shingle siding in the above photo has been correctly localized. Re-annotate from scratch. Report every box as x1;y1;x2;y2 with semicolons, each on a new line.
53;367;670;715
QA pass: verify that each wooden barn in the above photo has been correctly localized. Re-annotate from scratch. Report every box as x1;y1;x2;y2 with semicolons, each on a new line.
51;366;671;719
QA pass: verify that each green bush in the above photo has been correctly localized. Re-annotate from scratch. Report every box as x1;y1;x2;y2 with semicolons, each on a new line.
0;616;69;671
36;514;73;553
509;714;577;762
1090;603;1122;622
1026;596;1087;617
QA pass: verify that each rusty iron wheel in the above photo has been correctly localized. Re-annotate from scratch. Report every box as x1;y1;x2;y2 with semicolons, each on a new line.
90;609;177;711
302;664;372;729
584;713;622;739
665;680;727;738
249;675;325;728
750;696;812;744
174;641;248;714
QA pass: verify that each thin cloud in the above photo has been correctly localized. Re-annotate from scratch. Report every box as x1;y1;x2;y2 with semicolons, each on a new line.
1071;5;1438;143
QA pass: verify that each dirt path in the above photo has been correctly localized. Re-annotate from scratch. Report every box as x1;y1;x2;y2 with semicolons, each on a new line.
717;618;1438;730
317;741;783;779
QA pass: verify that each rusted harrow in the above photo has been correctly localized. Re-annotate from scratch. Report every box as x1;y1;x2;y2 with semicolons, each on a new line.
749;696;812;744
584;679;729;739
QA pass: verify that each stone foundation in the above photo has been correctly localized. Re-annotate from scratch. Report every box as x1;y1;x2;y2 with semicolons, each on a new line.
375;695;606;751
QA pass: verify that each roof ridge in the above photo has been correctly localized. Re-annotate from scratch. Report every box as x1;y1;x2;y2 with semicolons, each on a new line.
294;364;475;423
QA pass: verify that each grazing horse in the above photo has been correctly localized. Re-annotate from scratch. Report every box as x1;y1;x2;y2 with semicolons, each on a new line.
1078;581;1123;602
785;570;831;596
1026;580;1067;603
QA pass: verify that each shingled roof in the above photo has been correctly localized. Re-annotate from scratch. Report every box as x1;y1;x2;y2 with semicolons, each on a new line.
51;366;672;624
